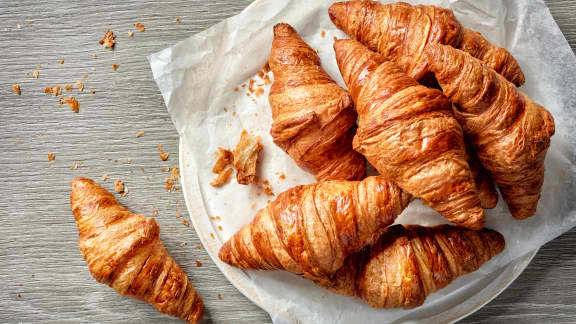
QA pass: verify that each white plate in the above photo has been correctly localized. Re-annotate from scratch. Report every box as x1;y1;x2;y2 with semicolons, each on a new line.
178;136;538;324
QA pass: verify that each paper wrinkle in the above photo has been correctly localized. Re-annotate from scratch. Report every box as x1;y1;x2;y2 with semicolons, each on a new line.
150;0;576;322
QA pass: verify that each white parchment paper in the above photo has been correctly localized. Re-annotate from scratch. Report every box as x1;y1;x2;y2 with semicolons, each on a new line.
150;0;576;322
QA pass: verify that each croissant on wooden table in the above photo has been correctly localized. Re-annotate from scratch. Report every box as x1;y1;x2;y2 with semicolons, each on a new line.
334;39;485;229
268;23;366;181
219;176;411;282
328;0;525;86
317;224;505;309
70;178;204;323
425;44;555;219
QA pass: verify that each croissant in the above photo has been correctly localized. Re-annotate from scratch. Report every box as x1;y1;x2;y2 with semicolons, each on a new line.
70;178;203;323
466;144;499;209
425;44;555;219
219;176;411;281
268;23;366;181
334;39;484;229
318;224;505;309
328;1;525;86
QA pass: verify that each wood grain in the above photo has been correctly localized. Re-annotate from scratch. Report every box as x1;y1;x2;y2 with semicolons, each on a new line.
0;0;574;323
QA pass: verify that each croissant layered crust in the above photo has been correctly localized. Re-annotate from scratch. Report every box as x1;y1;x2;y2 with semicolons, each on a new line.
70;178;203;323
334;39;484;229
328;0;525;86
320;224;505;309
219;176;411;281
269;23;366;181
425;44;555;219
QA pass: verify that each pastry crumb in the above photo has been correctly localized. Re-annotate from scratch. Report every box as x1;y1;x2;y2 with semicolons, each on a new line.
13;84;21;95
134;22;145;32
177;212;182;219
233;130;262;185
321;30;326;38
52;85;62;96
210;167;233;187
182;220;189;227
83;73;88;79
160;153;169;161
99;29;116;49
151;208;158;216
114;179;125;194
17;294;22;298
128;30;134;37
125;157;132;164
278;172;286;180
195;244;201;249
249;202;256;209
90;89;95;94
175;18;181;23
27;19;34;24
102;174;109;181
210;233;215;239
112;63;119;71
217;225;223;231
74;80;84;91
70;160;83;170
59;96;79;112
65;84;73;92
195;260;202;267
170;166;179;180
165;178;174;192
33;70;39;78
59;59;64;64
47;152;55;162
135;130;145;138
44;87;52;94
217;293;223;300
212;147;233;174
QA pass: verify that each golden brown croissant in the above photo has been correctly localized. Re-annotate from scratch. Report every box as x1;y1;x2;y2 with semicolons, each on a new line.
70;178;203;323
318;224;505;309
268;23;366;181
218;176;411;281
329;0;525;86
425;44;555;219
466;144;499;209
334;39;484;229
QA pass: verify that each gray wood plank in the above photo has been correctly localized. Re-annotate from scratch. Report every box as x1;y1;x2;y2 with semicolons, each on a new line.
0;0;574;323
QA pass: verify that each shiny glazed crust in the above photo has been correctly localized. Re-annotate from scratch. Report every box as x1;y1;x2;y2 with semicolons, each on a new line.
425;44;555;219
268;23;366;181
334;39;484;230
70;178;203;323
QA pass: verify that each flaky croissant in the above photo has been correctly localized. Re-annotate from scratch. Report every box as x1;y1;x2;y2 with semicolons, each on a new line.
268;23;366;181
219;176;411;281
425;44;555;219
334;39;484;229
70;178;203;323
318;224;505;309
329;0;525;86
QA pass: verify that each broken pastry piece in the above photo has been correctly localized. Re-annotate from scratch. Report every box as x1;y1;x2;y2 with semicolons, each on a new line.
70;178;203;323
212;147;233;174
233;130;262;185
210;167;233;188
99;29;116;50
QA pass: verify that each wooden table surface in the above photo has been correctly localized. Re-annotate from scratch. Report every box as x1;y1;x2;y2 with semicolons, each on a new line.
1;0;575;323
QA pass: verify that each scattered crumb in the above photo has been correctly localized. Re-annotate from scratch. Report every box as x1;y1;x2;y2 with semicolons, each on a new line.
70;160;83;170
217;293;223;300
59;59;64;64
195;244;201;249
176;18;181;23
157;144;164;153
102;174;109;181
177;229;184;235
99;29;116;49
160;153;169;161
27;19;34;24
128;31;134;38
90;89;95;94
92;54;97;59
210;233;215;239
83;73;88;79
170;166;179;180
212;147;233;174
165;178;174;192
13;84;21;95
210;167;233;187
65;84;73;92
151;207;158;216
114;179;125;194
195;261;202;267
112;64;119;71
134;22;146;32
334;36;338;41
233;130;262;185
232;111;236;117
249;202;256;209
178;242;187;248
33;70;39;78
31;274;35;278
47;152;55;162
223;106;228;112
182;220;190;227
217;225;223;231
321;30;326;38
44;87;52;94
74;80;84;91
254;88;264;98
135;130;145;138
114;159;118;163
52;85;62;96
177;212;182;219
17;294;22;298
125;157;132;164
17;24;22;30
59;96;79;112
278;172;286;180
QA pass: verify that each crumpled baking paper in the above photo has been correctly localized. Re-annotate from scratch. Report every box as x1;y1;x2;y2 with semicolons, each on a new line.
150;0;576;322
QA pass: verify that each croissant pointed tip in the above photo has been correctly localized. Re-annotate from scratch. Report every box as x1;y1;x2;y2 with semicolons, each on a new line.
328;2;346;26
273;23;297;37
